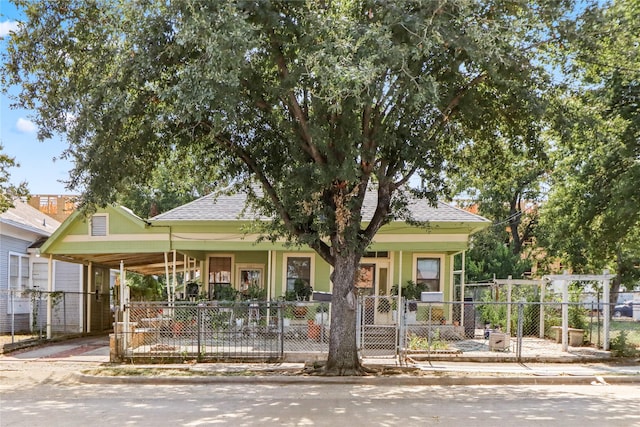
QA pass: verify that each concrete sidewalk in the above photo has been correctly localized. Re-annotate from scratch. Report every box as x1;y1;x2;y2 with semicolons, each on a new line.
2;335;639;385
71;359;640;386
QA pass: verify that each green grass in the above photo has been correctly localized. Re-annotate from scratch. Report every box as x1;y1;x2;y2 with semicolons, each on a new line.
588;318;640;347
81;367;260;377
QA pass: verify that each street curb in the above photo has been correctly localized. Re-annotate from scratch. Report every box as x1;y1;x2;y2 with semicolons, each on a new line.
73;372;640;386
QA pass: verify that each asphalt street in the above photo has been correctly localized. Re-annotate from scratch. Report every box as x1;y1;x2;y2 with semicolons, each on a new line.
2;336;640;427
1;335;639;386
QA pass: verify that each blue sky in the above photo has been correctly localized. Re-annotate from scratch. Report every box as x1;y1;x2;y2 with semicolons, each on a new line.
1;1;72;195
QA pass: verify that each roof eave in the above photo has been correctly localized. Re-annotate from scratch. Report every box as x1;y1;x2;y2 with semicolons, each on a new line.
0;218;53;237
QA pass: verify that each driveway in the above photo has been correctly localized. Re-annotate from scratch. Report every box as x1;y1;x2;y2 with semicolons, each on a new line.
1;335;110;362
0;335;110;388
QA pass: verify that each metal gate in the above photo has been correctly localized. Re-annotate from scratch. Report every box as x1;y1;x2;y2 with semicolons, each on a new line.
358;295;402;359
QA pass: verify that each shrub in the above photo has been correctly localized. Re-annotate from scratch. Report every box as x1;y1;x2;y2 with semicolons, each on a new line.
610;331;640;358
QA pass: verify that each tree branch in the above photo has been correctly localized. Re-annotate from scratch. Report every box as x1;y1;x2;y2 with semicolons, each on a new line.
441;73;487;123
213;131;333;263
269;35;325;164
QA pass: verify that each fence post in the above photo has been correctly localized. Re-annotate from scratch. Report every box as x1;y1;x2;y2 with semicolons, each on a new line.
562;275;569;352
398;298;406;362
596;291;601;348
539;281;546;339
197;305;201;359
517;301;524;361
10;290;15;344
63;292;67;334
279;302;284;357
506;276;512;335
38;291;43;338
356;296;362;351
427;302;432;360
602;269;610;351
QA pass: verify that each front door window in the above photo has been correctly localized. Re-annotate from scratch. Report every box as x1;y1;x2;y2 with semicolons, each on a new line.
356;264;375;296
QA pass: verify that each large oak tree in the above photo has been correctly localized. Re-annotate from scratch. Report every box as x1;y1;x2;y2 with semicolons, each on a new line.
0;144;29;212
539;0;640;301
3;0;577;374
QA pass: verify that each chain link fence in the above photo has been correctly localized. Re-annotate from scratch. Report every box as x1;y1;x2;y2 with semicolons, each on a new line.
116;301;331;362
113;296;632;363
397;299;629;362
8;289;633;362
1;288;111;346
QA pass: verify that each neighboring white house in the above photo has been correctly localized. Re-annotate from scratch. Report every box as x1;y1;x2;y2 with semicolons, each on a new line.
0;199;84;336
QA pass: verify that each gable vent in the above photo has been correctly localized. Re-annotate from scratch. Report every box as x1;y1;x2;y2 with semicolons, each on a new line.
91;215;107;236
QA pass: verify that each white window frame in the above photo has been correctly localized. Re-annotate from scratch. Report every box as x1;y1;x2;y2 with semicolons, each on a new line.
89;214;109;237
236;263;265;293
7;252;31;314
282;253;315;294
208;254;235;284
412;253;444;293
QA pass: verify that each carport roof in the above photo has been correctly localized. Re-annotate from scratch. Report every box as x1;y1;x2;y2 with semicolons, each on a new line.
52;252;185;276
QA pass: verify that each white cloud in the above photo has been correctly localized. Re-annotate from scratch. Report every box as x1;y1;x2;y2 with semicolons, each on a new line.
0;21;19;38
16;118;37;133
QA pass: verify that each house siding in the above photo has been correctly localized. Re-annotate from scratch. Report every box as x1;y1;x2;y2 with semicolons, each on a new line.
0;235;32;333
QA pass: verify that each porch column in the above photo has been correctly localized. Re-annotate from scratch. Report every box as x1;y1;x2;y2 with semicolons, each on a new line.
121;260;129;351
119;260;125;311
172;250;177;303
87;262;93;334
183;253;188;298
460;251;465;328
267;250;273;300
164;252;171;304
46;254;53;339
397;251;403;300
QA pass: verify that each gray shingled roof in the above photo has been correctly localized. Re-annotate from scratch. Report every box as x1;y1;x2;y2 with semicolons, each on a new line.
152;189;488;224
0;199;61;236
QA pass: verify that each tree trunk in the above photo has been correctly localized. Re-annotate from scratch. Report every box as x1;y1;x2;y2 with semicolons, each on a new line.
324;252;364;375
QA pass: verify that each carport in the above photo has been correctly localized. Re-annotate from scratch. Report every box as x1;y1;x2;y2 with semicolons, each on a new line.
37;205;204;338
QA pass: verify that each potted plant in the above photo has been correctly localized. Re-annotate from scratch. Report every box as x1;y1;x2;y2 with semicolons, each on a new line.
293;279;313;301
292;279;312;318
391;280;426;323
247;283;267;300
307;318;321;340
186;281;199;301
213;283;239;301
315;303;329;325
282;304;293;327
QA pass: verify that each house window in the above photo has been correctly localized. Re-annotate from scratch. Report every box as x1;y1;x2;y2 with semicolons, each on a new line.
9;253;30;292
209;257;232;284
356;263;375;296
209;256;233;299
8;253;30;314
237;265;264;298
90;214;108;236
415;257;441;292
285;256;311;292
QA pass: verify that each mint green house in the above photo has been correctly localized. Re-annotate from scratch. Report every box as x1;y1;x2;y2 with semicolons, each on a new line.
39;190;489;323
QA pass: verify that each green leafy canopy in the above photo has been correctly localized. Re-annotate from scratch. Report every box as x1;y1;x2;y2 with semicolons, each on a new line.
3;0;580;374
0;144;29;213
3;0;576;260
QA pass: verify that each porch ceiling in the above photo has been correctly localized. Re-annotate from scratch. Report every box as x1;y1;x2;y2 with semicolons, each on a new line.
52;252;186;276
